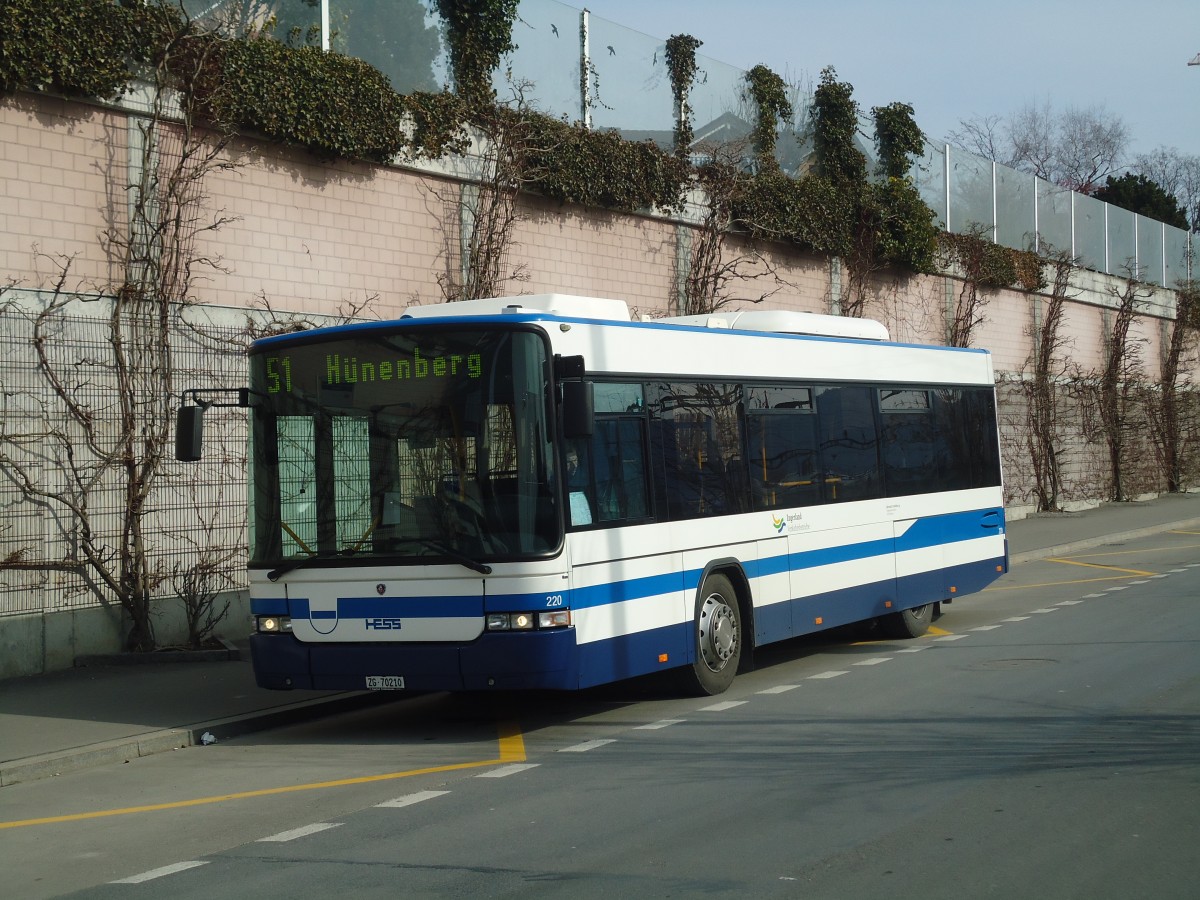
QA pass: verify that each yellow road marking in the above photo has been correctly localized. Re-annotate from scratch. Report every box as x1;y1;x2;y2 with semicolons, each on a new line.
1043;557;1156;576
984;574;1144;591
1041;541;1200;561
852;622;952;645
0;722;526;830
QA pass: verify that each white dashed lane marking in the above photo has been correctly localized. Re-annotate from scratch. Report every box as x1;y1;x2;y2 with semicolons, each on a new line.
757;684;801;694
111;862;208;884
559;739;617;753
376;791;451;808
808;670;849;679
852;657;893;666
477;763;540;778
699;700;748;712
636;719;685;730
258;823;342;843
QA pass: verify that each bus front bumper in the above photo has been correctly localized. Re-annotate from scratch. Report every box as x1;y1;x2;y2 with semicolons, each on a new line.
249;629;580;692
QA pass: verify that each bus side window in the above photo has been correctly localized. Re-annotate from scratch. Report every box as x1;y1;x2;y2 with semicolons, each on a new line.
747;412;820;510
815;386;882;503
592;418;649;523
647;382;745;521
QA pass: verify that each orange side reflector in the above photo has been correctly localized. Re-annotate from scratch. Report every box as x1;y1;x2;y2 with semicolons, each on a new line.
996;565;1003;572
949;586;957;593
814;617;823;625
884;600;893;609
658;653;669;663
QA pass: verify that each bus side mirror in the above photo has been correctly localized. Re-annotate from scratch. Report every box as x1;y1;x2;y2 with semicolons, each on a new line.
562;381;594;438
176;405;204;462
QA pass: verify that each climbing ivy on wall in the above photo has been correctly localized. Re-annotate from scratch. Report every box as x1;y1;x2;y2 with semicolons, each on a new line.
0;0;150;98
872;101;924;180
1;0;1060;293
435;0;519;108
520;113;690;213
745;64;792;174
734;69;938;304
187;34;410;162
811;66;866;187
938;231;1046;293
664;34;702;157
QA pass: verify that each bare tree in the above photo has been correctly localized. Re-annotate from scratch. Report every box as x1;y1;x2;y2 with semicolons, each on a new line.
948;100;1129;193
1132;146;1200;232
431;94;552;302
678;140;785;316
0;9;237;651
1097;271;1154;501
938;226;999;348
1145;282;1200;491
1024;251;1077;510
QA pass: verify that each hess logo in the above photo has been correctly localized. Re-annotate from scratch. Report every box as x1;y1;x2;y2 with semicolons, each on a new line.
365;617;402;630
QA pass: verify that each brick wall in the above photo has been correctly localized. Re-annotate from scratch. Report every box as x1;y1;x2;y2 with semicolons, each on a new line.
2;90;1195;506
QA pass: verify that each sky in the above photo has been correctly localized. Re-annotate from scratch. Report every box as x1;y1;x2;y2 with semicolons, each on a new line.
576;0;1200;160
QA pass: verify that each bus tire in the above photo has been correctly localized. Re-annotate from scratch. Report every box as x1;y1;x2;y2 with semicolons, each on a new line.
880;602;933;639
680;573;742;696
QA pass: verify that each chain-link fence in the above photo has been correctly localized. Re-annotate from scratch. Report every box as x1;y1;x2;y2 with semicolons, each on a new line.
0;302;250;619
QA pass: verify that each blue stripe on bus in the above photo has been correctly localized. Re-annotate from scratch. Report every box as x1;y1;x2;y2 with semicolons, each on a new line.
287;596;483;619
574;553;1005;688
255;508;1003;620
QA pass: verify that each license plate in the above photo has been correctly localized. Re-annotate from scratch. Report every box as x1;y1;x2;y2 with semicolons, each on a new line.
365;675;405;690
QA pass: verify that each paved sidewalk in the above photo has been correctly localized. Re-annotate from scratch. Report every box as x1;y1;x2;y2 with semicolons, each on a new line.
3;492;1199;788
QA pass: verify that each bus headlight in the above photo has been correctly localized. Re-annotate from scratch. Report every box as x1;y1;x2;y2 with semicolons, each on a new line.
538;610;572;629
486;613;511;631
486;610;571;631
256;615;292;634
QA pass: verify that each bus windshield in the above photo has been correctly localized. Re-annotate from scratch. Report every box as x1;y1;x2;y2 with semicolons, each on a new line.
248;327;558;568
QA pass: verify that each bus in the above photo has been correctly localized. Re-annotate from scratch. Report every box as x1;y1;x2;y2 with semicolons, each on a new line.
179;294;1007;696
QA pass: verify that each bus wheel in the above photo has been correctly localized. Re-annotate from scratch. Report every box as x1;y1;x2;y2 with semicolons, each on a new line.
880;603;933;639
682;574;741;696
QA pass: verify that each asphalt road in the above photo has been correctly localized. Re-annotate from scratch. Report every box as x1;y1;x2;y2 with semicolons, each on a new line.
3;529;1198;899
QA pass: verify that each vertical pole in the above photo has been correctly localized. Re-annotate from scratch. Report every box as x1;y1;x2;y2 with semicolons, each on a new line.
579;10;592;129
321;0;330;51
1104;202;1110;274
991;160;998;244
1070;190;1076;259
1032;173;1040;254
1161;222;1166;287
1133;214;1140;281
943;144;952;234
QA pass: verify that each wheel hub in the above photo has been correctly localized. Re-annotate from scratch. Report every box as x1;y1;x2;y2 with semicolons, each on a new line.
699;594;738;672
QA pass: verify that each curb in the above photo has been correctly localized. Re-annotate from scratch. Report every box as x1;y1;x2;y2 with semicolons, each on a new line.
0;690;401;788
1008;516;1200;566
74;637;242;667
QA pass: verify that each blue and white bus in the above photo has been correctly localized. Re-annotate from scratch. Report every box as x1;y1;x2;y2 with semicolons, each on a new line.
199;294;1006;695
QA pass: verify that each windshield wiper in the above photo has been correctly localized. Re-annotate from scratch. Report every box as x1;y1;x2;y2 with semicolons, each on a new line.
266;538;491;580
391;537;492;575
266;546;362;581
267;553;325;582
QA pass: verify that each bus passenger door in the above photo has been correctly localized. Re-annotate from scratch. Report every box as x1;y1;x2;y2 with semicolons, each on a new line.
893;517;947;611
